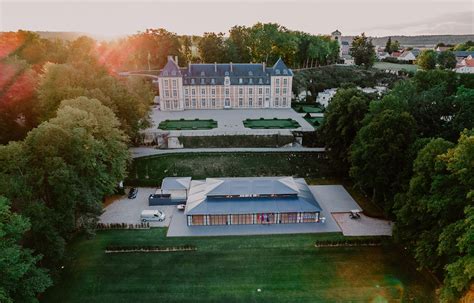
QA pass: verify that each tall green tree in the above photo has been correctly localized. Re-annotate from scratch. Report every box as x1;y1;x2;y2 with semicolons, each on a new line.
349;33;375;68
350;110;416;211
0;196;52;303
320;88;372;175
198;32;227;63
37;61;152;138
417;50;437;70
437;51;457;69
0;97;129;268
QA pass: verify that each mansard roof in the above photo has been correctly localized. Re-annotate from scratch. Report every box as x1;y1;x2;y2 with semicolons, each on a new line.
159;56;292;85
159;56;182;77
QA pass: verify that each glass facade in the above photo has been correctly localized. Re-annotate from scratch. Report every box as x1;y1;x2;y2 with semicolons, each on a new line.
188;212;320;226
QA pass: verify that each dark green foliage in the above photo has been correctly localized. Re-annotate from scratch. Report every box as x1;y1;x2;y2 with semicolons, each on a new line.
349;33;376;68
437;51;457;69
320;88;372;175
393;131;474;301
0;97;129;272
350;110;416;212
417;50;437;70
0;197;52;303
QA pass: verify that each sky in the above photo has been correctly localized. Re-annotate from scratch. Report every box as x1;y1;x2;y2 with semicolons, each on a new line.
0;0;473;38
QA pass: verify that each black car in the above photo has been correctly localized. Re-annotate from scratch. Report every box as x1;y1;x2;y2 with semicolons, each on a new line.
128;187;138;199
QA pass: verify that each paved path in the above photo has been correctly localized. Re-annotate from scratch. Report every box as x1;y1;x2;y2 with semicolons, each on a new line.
131;146;326;158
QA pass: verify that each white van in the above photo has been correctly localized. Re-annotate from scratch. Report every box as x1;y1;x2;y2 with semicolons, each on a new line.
140;210;165;222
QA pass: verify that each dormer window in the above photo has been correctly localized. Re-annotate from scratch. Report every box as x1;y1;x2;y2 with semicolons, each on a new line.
225;71;229;76
191;79;195;84
211;78;215;84
275;69;280;75
239;78;243;84
201;78;205;84
249;78;253;84
248;71;253;76
200;71;205;76
283;69;288;75
259;78;263;84
171;71;176;76
163;71;168;76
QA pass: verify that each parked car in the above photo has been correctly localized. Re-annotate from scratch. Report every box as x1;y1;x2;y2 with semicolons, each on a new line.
177;204;186;211
140;210;165;222
128;187;138;199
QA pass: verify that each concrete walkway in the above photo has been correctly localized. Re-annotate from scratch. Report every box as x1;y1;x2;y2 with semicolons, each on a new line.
131;146;326;158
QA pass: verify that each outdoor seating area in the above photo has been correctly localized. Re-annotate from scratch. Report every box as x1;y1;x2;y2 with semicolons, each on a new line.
243;117;300;129
158;118;218;130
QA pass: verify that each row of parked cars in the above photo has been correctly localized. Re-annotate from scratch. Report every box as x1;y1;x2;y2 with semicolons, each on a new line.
127;188;185;223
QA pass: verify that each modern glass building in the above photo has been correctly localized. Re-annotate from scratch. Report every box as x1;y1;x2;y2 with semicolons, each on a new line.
184;177;322;226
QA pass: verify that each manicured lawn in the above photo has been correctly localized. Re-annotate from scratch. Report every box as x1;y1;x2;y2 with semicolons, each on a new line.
41;229;436;303
374;62;419;73
243;118;300;129
304;116;324;129
158;119;217;130
293;105;323;114
127;152;332;186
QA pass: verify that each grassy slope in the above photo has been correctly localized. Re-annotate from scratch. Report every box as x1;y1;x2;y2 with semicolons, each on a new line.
127;153;331;187
41;229;436;303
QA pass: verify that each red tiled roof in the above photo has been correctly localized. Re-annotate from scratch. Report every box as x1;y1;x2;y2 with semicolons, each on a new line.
465;59;474;67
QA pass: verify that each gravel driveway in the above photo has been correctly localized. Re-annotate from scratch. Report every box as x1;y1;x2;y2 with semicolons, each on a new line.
99;187;178;227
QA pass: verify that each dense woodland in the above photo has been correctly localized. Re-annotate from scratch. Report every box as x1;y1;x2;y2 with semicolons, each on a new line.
0;27;473;302
320;70;474;301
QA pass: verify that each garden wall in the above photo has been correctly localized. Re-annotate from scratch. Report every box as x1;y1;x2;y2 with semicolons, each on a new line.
177;134;294;148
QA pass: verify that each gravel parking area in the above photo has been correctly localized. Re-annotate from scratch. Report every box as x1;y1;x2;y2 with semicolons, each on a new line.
99;187;178;227
332;213;393;236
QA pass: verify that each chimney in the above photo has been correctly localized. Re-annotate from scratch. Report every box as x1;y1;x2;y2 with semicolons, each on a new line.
262;62;266;72
214;62;217;73
167;55;173;61
188;62;191;72
230;62;233;72
174;56;178;66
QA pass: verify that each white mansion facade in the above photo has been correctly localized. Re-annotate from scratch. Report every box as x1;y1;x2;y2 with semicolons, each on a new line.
158;56;293;111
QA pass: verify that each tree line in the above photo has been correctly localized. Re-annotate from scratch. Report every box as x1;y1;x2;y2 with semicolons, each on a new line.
320;70;474;302
94;23;340;70
0;30;154;302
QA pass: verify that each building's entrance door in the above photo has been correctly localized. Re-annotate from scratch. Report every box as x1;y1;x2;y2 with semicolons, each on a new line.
264;97;270;108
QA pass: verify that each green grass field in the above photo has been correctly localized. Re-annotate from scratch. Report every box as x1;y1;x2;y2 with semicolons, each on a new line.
243;118;300;129
127;152;332;186
41;229;436;303
158;119;217;130
373;62;419;73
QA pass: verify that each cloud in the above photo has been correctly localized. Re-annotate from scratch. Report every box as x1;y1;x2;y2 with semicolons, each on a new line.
365;11;473;36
